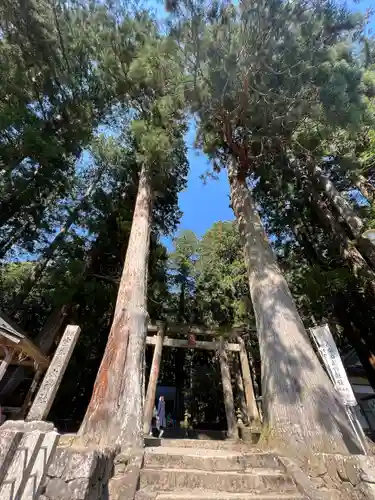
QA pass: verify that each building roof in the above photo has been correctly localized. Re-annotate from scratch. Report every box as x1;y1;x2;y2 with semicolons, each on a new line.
0;311;49;370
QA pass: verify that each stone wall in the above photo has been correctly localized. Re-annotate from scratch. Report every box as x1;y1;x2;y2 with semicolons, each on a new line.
40;442;116;500
0;420;59;499
307;454;375;499
108;452;144;500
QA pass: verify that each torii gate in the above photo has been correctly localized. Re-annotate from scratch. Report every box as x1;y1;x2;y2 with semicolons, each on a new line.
143;322;260;439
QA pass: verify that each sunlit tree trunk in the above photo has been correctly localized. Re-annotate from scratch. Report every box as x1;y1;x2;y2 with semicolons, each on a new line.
310;195;375;290
289;157;375;292
308;162;375;269
228;158;358;456
309;162;364;237
290;162;375;388
79;164;152;449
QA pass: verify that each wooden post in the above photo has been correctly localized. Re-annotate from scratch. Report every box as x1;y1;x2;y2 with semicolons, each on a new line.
237;336;260;422
16;368;44;419
0;347;14;382
143;323;165;435
219;338;238;439
234;355;248;425
26;325;81;421
142;347;146;408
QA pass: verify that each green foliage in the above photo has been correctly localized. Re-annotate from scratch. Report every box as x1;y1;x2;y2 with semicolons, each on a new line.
195;222;252;326
0;0;111;253
169;0;368;174
2;0;375;424
0;0;190;426
168;230;199;321
167;222;253;327
170;230;198;282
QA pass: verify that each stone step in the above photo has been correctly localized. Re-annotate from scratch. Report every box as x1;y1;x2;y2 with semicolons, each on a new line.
148;428;261;444
136;489;305;500
144;438;255;451
149;429;228;440
144;447;282;472
139;468;297;494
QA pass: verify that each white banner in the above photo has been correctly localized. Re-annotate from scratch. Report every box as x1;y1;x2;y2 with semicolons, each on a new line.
310;324;357;407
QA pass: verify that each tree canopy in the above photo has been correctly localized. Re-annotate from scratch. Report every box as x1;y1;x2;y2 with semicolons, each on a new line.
1;0;375;457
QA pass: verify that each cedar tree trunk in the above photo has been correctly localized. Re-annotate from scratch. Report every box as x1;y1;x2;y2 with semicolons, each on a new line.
228;158;359;456
79;164;152;449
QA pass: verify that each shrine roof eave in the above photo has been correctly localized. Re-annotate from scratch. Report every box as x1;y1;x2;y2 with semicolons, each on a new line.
0;311;49;369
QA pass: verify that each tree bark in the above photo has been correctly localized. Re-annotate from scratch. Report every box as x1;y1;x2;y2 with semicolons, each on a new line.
36;305;70;353
290;161;375;388
308;163;375;269
309;163;364;237
309;192;375;294
228;159;359;456
290;159;375;294
79;164;152;449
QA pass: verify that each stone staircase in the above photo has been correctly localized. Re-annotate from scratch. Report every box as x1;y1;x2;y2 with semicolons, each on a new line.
135;439;306;499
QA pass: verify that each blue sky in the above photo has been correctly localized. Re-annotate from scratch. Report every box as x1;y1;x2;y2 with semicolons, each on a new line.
168;125;233;236
161;125;233;250
162;0;375;251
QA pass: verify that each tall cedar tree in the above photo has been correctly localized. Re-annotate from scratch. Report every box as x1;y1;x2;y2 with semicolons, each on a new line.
168;0;368;455
78;11;188;448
